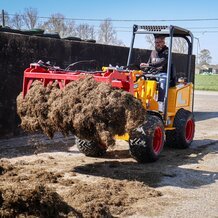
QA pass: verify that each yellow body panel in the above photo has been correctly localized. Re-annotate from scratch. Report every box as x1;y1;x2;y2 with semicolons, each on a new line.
115;70;193;140
132;71;159;111
116;133;129;141
167;83;193;127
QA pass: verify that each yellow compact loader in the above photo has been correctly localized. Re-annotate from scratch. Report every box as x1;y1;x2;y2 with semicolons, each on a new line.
21;25;195;163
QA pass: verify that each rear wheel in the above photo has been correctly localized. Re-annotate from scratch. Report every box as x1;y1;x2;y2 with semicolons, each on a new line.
129;115;165;163
76;138;107;157
166;109;195;148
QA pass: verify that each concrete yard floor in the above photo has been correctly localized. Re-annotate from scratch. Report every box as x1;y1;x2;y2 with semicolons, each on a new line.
0;90;217;217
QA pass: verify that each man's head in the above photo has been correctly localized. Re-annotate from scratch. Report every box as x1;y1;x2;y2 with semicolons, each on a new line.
154;35;166;51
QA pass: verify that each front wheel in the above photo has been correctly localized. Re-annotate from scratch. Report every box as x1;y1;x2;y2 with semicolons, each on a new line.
76;138;107;157
129;115;165;163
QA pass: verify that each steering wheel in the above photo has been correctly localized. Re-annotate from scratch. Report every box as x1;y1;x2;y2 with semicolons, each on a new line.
135;68;164;82
141;65;161;74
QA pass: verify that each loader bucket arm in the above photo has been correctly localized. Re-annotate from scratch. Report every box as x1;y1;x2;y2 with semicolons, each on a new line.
22;63;134;98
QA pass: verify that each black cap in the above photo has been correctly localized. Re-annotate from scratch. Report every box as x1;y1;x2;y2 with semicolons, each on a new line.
154;34;166;39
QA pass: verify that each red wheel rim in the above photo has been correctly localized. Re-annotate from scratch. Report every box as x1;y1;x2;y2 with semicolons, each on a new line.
185;119;195;143
153;127;163;154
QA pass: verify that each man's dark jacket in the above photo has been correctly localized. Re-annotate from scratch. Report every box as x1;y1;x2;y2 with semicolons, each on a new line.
148;45;168;72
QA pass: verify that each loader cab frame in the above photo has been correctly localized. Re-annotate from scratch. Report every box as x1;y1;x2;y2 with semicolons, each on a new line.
127;25;194;121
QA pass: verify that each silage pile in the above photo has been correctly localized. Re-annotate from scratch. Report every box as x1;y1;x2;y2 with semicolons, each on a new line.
0;185;80;217
17;75;146;147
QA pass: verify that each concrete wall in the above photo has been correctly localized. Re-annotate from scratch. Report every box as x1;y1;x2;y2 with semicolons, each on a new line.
0;32;195;137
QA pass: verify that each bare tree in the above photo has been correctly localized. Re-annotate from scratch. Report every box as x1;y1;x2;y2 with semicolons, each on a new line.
145;35;155;49
22;8;38;29
98;18;123;46
41;13;66;36
11;13;24;29
172;38;188;54
199;49;212;66
76;23;95;39
41;13;76;37
64;20;77;37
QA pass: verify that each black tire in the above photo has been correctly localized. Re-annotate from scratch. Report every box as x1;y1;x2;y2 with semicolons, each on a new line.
84;39;96;43
63;36;82;41
0;26;22;34
76;137;107;157
165;129;176;147
41;33;60;39
166;109;195;149
21;28;44;35
129;115;165;163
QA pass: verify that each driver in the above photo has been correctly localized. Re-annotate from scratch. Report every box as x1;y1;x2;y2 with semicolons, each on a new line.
140;35;168;112
140;35;168;72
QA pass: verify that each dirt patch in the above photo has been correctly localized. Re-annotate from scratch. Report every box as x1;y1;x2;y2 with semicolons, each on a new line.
0;159;163;217
73;160;165;186
0;160;14;175
63;179;162;217
0;184;81;217
1;91;217;217
0;166;63;184
17;76;146;147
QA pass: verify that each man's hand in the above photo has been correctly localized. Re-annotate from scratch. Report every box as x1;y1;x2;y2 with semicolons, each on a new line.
140;63;149;69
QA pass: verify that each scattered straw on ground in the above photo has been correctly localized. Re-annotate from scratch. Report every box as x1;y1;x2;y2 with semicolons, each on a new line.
0;184;81;217
0;159;163;217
